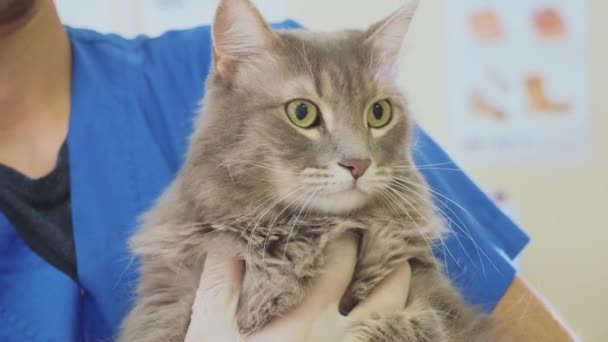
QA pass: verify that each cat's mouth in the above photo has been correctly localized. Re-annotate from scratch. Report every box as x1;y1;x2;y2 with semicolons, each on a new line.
276;179;371;214
324;179;359;194
280;165;385;213
298;178;371;214
314;186;369;213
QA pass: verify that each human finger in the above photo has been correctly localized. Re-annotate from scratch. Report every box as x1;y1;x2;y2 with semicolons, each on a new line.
184;253;244;342
303;233;359;311
348;261;411;322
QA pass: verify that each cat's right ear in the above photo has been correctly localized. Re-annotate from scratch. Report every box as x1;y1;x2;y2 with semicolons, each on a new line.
212;0;275;81
364;0;419;80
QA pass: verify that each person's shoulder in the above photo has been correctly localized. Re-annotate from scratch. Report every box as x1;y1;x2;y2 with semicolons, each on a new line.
66;26;132;51
272;19;303;30
65;25;211;53
65;25;213;98
65;19;301;53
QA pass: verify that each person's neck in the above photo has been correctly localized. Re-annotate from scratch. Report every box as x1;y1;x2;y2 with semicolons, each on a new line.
0;1;71;178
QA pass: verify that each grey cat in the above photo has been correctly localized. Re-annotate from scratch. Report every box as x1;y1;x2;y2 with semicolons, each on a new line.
119;0;501;341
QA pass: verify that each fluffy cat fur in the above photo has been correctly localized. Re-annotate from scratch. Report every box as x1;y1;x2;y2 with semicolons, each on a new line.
119;0;500;341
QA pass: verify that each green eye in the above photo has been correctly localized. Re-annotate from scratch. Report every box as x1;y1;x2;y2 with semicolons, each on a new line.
286;100;319;128
367;100;392;128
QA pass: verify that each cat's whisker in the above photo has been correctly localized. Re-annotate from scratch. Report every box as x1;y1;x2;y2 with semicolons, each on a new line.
393;167;462;173
393;161;456;169
300;169;331;178
261;186;313;267
247;188;305;289
384;187;440;253
396;184;478;273
247;185;306;233
390;178;489;269
391;178;476;245
229;190;288;226
301;190;321;221
220;159;288;172
221;159;298;176
391;178;500;275
265;189;307;229
281;187;320;262
376;190;396;216
245;184;308;263
372;199;439;239
377;190;410;229
389;187;458;270
380;188;438;259
392;176;475;219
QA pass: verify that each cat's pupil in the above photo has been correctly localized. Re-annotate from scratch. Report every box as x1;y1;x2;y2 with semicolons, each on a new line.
295;103;308;120
373;103;384;120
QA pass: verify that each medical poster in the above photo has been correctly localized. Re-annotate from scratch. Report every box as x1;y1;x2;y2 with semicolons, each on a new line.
447;1;590;164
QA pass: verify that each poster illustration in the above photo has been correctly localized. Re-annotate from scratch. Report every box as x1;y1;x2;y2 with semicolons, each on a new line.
447;1;589;164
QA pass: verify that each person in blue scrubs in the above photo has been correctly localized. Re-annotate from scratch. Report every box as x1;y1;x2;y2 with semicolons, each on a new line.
0;1;575;341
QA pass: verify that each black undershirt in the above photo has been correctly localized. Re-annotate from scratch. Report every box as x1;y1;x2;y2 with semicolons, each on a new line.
0;142;77;280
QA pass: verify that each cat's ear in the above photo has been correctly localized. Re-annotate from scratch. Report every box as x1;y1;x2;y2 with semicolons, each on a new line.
364;0;419;77
212;0;275;80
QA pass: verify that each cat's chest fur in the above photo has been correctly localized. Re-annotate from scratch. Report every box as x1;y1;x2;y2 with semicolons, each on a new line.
199;212;433;334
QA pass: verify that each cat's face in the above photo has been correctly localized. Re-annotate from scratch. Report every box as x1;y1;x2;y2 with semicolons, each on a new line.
192;0;420;215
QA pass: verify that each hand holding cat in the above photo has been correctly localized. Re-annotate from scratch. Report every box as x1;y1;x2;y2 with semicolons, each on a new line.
185;234;412;342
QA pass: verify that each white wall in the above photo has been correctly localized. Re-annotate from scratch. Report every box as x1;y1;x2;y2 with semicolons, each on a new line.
56;0;287;37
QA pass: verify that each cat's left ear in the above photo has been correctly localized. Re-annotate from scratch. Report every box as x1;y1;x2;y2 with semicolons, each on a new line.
212;0;275;81
364;0;419;77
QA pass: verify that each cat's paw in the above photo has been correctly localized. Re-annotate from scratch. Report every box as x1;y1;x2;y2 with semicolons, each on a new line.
236;271;307;335
237;290;297;335
346;310;447;342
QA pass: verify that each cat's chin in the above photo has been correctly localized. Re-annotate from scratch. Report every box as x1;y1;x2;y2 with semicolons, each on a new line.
310;189;369;214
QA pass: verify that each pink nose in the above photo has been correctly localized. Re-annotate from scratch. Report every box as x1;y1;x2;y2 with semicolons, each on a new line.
338;159;371;179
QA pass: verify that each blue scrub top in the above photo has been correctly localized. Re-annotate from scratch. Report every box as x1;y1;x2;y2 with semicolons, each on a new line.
0;21;529;342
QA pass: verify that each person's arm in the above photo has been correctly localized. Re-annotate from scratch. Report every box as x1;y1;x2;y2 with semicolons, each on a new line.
493;276;579;341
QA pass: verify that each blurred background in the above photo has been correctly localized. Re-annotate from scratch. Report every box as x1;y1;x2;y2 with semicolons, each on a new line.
55;0;607;340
